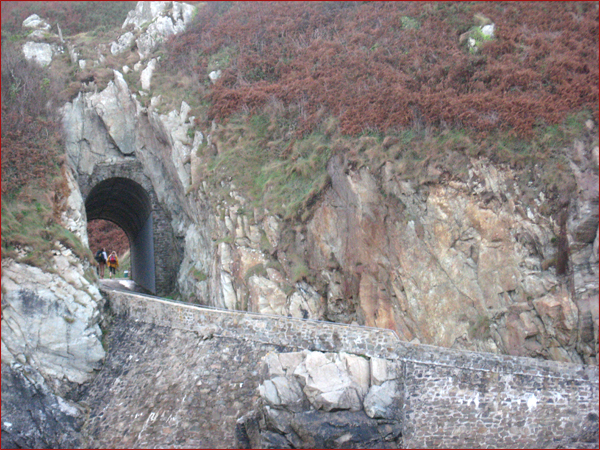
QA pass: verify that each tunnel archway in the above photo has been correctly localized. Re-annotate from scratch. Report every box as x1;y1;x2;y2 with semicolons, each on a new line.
85;177;156;293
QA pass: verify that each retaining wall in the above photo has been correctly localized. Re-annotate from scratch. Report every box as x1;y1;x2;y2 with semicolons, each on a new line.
106;289;599;448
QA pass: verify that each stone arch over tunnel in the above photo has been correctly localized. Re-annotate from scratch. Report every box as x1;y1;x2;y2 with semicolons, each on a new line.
85;178;155;293
78;161;182;296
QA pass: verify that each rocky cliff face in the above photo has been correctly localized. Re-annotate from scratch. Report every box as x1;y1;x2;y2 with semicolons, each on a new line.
14;0;600;379
61;55;598;365
2;2;597;447
304;151;599;364
57;0;598;366
186;137;597;365
1;169;105;448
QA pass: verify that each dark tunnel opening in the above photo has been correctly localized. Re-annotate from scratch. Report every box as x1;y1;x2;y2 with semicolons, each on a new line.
85;177;156;293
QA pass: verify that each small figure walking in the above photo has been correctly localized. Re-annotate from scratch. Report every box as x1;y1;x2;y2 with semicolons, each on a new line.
95;248;108;278
107;251;119;279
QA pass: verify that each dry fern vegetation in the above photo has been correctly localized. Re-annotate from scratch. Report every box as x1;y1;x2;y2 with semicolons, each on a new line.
1;2;136;268
163;1;597;220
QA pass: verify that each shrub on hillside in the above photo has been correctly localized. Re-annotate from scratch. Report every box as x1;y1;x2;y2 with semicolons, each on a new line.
1;42;63;197
0;1;136;37
164;1;598;138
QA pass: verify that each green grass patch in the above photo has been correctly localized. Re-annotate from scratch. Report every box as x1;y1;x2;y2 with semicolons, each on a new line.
206;114;332;220
468;314;491;340
191;267;208;282
203;106;591;227
118;250;131;277
291;260;310;283
207;45;237;73
1;192;94;271
400;16;421;30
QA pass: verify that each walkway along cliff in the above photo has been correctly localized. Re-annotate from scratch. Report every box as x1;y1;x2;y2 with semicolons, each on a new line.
79;285;598;448
1;2;598;448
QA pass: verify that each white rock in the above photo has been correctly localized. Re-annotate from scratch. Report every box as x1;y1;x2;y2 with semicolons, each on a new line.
22;41;54;67
278;352;305;376
209;70;222;84
263;352;285;378
172;2;196;25
122;1;170;29
148;15;176;40
271;376;305;407
293;352;363;412
264;216;280;248
1;261;105;387
219;271;237;310
370;357;394;386
22;14;51;30
287;282;324;320
180;101;191;124
141;58;157;91
248;276;287;316
340;352;370;396
259;379;281;405
124;2;196;59
87;70;137;155
111;32;136;55
481;23;495;38
364;381;399;419
59;169;89;248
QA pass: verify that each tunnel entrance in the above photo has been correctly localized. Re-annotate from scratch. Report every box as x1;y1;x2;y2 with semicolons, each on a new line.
85;177;156;293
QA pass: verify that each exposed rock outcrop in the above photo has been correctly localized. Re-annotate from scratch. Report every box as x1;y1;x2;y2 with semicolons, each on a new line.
1;258;105;390
239;350;403;448
21;14;64;66
1;364;84;449
119;1;197;60
61;56;598;364
1;164;104;448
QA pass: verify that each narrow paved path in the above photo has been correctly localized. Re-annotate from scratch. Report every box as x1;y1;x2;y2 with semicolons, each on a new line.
99;278;151;294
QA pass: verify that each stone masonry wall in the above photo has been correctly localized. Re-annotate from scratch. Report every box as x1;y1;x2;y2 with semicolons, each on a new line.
78;160;181;295
106;289;599;448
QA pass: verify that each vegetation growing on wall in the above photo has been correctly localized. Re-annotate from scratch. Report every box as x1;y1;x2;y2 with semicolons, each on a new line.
1;40;93;268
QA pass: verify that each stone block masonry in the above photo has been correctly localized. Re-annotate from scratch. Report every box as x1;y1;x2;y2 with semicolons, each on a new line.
105;289;599;448
78;160;182;296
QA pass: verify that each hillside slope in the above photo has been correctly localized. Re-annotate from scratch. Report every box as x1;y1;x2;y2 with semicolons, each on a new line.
1;2;598;448
3;0;599;365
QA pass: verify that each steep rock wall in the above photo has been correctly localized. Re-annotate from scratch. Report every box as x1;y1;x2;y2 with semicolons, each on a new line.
60;64;598;366
181;138;598;365
53;0;599;366
1;170;105;448
303;153;599;363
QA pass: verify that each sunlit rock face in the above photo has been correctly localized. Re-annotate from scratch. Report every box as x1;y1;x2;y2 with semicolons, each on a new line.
304;153;598;364
31;3;600;368
59;51;597;365
1;257;105;391
1;167;104;448
119;1;197;60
